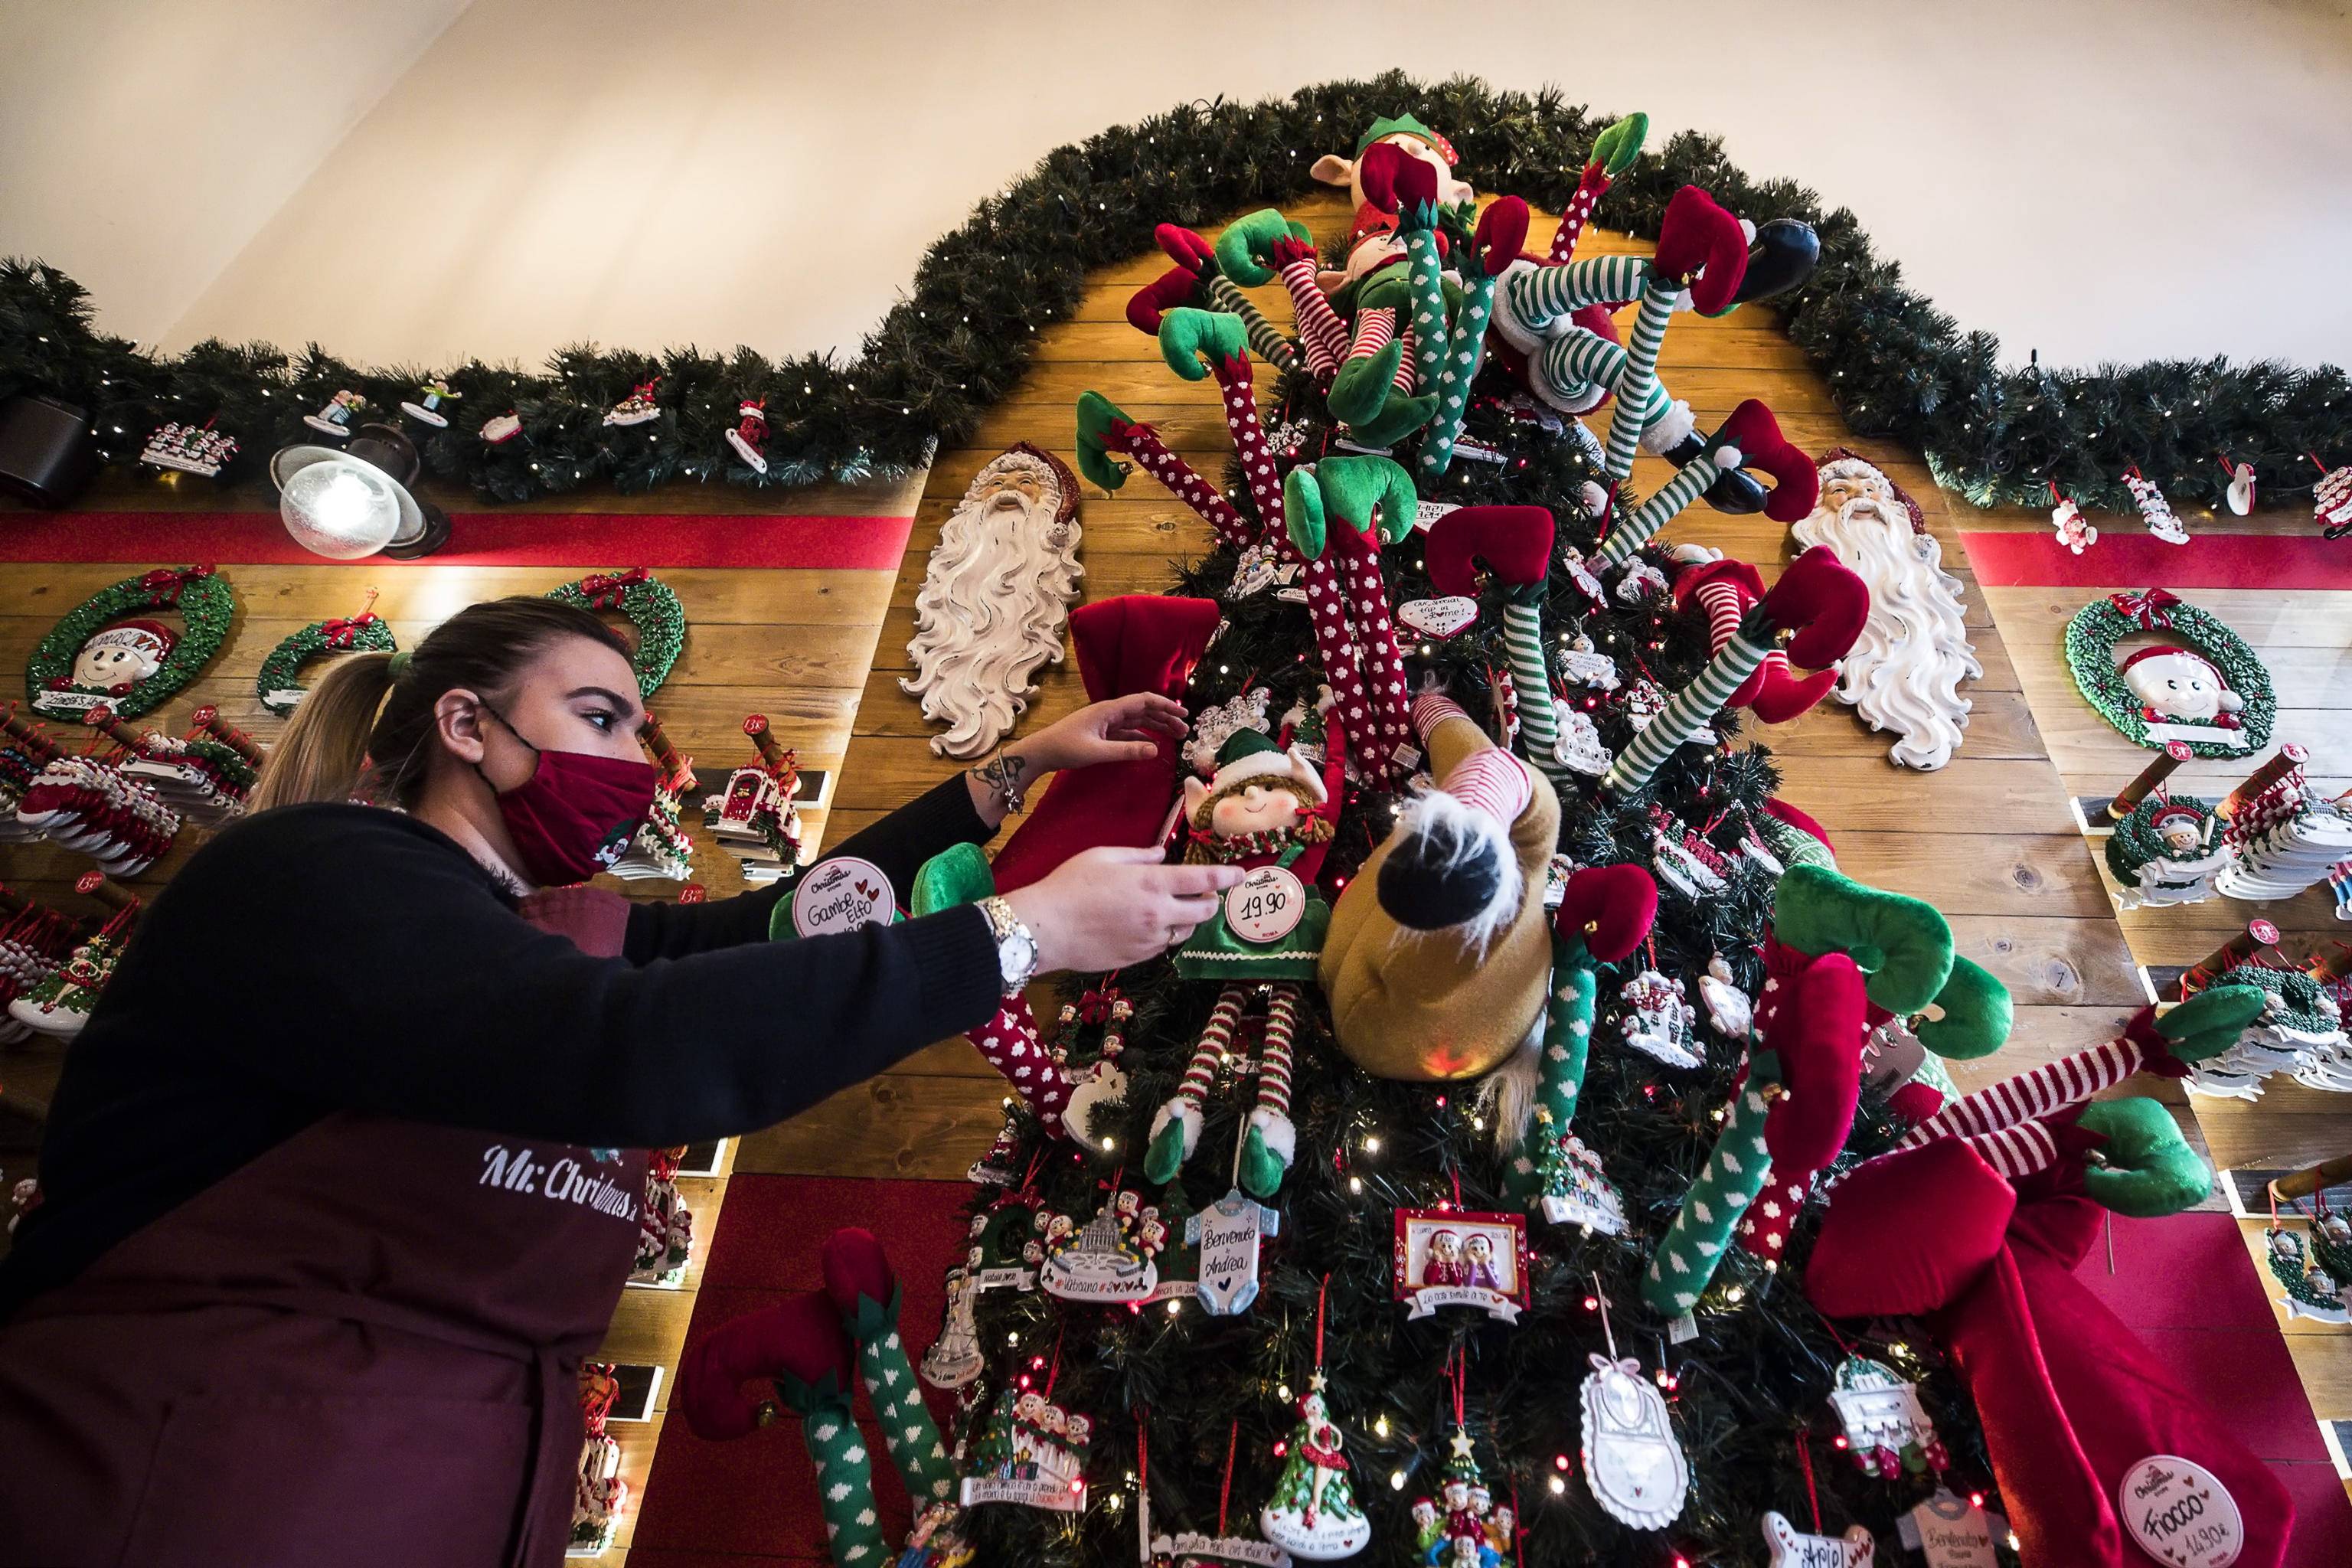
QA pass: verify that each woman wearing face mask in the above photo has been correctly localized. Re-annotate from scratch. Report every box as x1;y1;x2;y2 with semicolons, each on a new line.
0;596;1237;1568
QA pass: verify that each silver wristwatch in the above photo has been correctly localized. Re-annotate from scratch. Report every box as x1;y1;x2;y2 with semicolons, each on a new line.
978;895;1038;998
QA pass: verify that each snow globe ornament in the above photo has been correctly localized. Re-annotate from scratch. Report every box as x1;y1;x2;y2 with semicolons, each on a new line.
1617;969;1701;1069
1579;1353;1689;1530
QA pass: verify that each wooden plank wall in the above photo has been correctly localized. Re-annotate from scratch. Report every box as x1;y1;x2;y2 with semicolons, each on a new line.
0;468;923;1565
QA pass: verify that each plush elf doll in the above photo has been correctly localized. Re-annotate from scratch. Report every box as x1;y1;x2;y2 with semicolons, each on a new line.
1146;730;1341;1198
1321;691;1558;1082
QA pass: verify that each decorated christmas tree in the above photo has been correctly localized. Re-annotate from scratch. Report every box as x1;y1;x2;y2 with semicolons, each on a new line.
804;103;2276;1568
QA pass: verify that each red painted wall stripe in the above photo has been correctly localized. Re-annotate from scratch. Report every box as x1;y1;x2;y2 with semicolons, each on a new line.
0;511;914;571
1958;528;2352;590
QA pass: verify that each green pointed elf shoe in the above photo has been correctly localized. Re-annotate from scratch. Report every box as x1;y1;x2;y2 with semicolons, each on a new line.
1237;1107;1295;1200
1344;389;1439;448
1328;335;1406;427
1143;1104;1196;1185
822;1228;958;1510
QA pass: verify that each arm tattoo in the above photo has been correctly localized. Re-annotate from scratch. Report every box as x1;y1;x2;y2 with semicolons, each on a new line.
973;750;1030;813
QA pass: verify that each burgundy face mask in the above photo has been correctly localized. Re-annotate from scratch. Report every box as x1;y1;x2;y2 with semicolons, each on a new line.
475;704;660;887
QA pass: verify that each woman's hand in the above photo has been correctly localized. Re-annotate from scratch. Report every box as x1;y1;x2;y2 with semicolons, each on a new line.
1016;694;1189;776
969;694;1190;826
1002;844;1240;975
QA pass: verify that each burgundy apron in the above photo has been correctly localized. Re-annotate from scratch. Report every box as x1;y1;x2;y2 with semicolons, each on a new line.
0;885;645;1568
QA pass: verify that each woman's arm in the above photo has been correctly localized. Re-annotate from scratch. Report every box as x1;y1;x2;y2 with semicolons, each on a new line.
165;808;1004;1148
626;694;1188;959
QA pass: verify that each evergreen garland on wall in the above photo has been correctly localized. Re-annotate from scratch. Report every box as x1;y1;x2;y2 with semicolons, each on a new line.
2;71;2345;512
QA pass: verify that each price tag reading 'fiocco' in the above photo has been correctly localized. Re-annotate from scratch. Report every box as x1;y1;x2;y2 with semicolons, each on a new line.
2120;1455;2243;1568
1225;865;1305;946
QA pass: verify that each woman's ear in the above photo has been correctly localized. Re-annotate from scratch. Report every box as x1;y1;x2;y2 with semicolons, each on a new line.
433;687;491;766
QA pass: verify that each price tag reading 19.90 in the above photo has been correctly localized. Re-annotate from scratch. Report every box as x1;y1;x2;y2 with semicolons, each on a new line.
1225;865;1305;946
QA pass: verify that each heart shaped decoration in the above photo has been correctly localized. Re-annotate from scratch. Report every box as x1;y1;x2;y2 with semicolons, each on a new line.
1396;596;1478;639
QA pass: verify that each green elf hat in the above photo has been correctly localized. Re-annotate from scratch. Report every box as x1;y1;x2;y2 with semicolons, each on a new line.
1354;113;1458;165
1207;729;1327;803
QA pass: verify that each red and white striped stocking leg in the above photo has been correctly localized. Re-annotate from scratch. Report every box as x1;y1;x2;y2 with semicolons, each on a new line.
1276;256;1348;378
1548;163;1614;264
1346;307;1397;374
1390;323;1418;396
1896;1032;2146;1152
1690;576;1794;706
1145;985;1250;1181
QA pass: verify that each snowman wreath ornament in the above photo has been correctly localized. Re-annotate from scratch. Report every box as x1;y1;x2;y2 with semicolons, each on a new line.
2065;588;2274;758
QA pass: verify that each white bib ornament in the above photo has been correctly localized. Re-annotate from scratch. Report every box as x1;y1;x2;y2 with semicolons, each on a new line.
1903;1491;1999;1568
1579;1354;1688;1530
790;856;896;937
1763;1512;1873;1567
1556;633;1619;691
2120;1455;2243;1568
1396;596;1478;640
1186;1187;1278;1316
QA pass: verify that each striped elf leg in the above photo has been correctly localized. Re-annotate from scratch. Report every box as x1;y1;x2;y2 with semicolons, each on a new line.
1602;280;1687;484
1102;416;1256;550
1643;1076;1775;1315
1498;599;1566;782
1277;256;1348;377
1390;325;1419;395
1538;330;1675;432
1961;1120;2062;1181
1506;254;1652;326
1506;943;1598;1204
969;998;1073;1136
1239;983;1302;1199
1602;621;1775;797
1201;275;1299;374
790;1385;890;1568
1898;1033;2145;1152
1145;986;1250;1183
1596;451;1721;569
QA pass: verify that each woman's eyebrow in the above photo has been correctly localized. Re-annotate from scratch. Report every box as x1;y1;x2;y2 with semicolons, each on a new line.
566;684;639;715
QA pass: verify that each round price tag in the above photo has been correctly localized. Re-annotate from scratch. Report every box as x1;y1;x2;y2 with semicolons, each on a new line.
791;856;897;939
2119;1455;2242;1568
1225;865;1305;946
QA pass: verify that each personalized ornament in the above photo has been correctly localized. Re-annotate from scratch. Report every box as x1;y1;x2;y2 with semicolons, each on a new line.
1396;596;1478;640
962;1384;1090;1511
920;1262;986;1387
28;566;235;720
1411;1429;1509;1568
1579;1349;1688;1530
1550;710;1613;777
710;716;804;884
724;398;769;472
1696;952;1755;1039
2314;459;2352;538
603;378;661;426
2066;589;2274;757
1184;688;1276;777
255;588;397;714
1828;1356;1949;1479
1613;557;1668;604
1393;1210;1529;1322
570;1364;629;1553
2220;456;2257;516
1556;632;1619;691
2049;488;2098;554
2128;468;2190;544
1616;968;1701;1070
1039;1188;1165;1304
2263;1225;2350;1324
1185;1187;1278;1316
1903;1491;2000;1568
400;378;459;427
1056;985;1132;1144
2105;792;2230;909
302;389;364;437
1649;809;1730;899
1259;1380;1371;1560
480;410;522;444
139;419;237;478
1762;1513;1873;1568
628;1146;694;1285
544;565;687;698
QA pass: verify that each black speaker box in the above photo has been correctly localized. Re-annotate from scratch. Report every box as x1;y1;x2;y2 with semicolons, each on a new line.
0;393;100;508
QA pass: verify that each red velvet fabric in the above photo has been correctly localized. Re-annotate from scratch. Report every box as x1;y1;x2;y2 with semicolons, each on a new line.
1654;187;1749;315
673;1292;850;1442
1761;546;1870;669
988;596;1220;893
1760;951;1866;1170
1424;505;1553;594
1553;864;1658;962
1713;400;1821;523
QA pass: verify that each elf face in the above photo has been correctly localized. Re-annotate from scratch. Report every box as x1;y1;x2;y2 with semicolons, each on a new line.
2156;815;2203;854
1211;780;1308;838
72;632;164;691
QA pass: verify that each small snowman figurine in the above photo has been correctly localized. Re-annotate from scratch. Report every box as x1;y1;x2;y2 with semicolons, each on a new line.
2120;645;2244;735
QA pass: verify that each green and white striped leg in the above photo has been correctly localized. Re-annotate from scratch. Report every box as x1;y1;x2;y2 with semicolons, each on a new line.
1602;285;1685;484
1601;623;1772;798
841;1289;957;1505
1642;1079;1775;1315
1504;254;1653;328
1593;454;1723;570
1499;599;1567;783
1204;276;1299;375
1417;274;1500;479
1403;227;1452;397
793;1387;891;1568
1507;945;1596;1204
1535;330;1674;430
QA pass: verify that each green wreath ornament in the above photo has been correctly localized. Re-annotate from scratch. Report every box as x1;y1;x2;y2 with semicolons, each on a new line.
255;606;398;715
545;567;684;698
2103;792;2219;884
2064;588;2274;759
26;565;237;720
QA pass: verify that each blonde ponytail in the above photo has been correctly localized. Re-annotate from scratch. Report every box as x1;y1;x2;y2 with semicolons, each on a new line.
246;652;396;812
